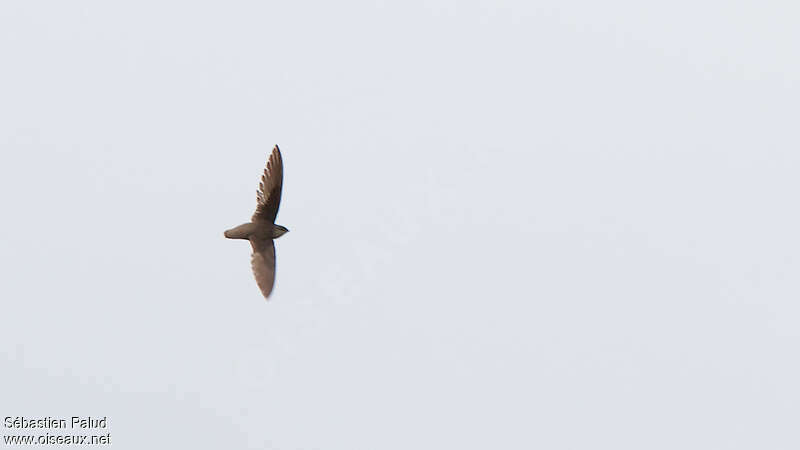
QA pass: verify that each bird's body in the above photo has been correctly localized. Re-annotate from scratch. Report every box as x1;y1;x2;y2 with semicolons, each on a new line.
224;222;288;240
224;145;288;299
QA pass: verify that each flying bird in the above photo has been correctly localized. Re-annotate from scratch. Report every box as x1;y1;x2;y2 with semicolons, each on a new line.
224;145;289;299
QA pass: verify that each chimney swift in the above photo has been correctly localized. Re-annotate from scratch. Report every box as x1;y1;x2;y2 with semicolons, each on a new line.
224;145;289;299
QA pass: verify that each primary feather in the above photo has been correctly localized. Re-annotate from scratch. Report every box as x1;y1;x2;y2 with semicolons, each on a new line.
252;146;283;223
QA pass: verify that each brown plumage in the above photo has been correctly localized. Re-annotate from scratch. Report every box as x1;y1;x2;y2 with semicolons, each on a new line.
224;145;289;299
253;147;283;223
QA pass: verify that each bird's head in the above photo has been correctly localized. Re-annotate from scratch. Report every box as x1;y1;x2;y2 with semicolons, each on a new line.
273;224;289;239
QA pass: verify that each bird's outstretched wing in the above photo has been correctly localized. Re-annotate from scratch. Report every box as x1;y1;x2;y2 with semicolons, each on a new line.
252;145;283;223
250;237;276;299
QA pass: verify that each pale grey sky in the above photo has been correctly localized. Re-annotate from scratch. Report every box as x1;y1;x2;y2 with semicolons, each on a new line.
1;1;799;449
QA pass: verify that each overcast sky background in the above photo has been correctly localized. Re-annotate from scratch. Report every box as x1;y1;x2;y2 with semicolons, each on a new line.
1;1;799;449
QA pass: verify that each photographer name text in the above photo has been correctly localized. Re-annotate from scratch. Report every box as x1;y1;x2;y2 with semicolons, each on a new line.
4;416;108;429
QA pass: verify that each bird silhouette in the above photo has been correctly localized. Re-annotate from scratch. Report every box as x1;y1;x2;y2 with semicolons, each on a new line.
224;145;289;299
